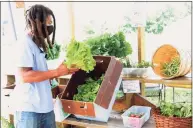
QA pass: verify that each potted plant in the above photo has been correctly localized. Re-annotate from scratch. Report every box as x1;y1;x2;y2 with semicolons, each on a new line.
152;101;192;128
121;58;152;78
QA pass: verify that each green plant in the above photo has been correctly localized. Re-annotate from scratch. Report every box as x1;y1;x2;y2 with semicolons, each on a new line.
73;75;104;102
85;31;132;58
1;116;14;128
120;57;132;68
159;101;192;118
46;43;61;60
162;56;180;77
116;90;124;99
136;60;152;68
64;39;96;72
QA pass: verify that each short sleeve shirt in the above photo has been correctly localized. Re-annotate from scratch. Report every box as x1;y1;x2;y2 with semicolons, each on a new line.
10;34;53;113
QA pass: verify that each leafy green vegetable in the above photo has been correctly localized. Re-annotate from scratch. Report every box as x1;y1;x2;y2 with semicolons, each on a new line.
136;60;152;68
1;116;14;128
46;43;61;60
162;57;180;77
64;40;96;72
116;90;124;99
85;31;132;58
73;75;104;102
159;101;192;118
120;59;152;68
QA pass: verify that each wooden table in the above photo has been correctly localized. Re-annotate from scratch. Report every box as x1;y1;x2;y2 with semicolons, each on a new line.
122;75;192;96
62;112;155;128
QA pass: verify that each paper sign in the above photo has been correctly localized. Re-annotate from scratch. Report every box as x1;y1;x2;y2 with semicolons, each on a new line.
122;80;140;93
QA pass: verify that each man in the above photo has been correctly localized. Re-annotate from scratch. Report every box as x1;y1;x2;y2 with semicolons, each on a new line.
11;4;78;128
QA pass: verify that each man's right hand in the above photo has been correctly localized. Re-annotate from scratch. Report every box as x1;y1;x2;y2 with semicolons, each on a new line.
56;63;79;77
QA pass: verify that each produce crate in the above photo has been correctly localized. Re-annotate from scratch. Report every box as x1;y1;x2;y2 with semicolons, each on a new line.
59;56;123;122
121;106;151;128
51;85;67;99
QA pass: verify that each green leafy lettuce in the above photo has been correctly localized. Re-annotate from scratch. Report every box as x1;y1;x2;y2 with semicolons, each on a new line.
73;75;104;102
64;40;96;72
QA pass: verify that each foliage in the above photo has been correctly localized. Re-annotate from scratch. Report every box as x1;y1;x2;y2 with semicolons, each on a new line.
73;75;104;102
122;6;177;34
116;90;124;99
162;56;180;77
1;116;14;128
159;101;192;118
64;39;96;72
85;31;132;58
120;58;151;68
46;43;61;60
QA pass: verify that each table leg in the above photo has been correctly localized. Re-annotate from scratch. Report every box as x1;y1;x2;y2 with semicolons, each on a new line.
164;84;166;101
173;87;175;103
140;83;145;96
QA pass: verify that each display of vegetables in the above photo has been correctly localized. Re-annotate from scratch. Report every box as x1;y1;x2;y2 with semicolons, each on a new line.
159;101;192;118
46;43;61;60
73;74;105;102
64;40;96;72
85;31;132;58
128;112;144;118
121;59;152;68
162;56;180;77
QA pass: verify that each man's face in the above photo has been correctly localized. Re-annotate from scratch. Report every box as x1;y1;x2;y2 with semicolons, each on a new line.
46;15;53;25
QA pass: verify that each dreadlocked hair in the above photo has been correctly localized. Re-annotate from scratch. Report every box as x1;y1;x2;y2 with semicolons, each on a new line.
25;4;56;53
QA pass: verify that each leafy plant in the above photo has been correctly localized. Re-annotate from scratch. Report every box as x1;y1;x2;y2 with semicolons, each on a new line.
1;116;14;128
73;75;104;102
116;90;124;99
64;39;96;72
162;56;180;77
122;4;191;34
159;101;192;118
85;31;132;58
121;59;152;68
46;43;61;60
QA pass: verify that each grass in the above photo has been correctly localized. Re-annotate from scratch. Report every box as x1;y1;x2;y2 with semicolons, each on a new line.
145;87;192;106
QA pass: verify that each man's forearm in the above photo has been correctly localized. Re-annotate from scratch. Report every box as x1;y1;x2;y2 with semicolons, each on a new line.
21;69;58;83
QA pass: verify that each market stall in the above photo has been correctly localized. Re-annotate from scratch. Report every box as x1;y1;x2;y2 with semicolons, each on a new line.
1;1;192;128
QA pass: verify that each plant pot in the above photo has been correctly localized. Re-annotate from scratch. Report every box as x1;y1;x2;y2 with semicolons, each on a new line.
152;108;192;128
122;68;149;78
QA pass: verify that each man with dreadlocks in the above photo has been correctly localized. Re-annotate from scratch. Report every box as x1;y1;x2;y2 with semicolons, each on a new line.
10;4;78;128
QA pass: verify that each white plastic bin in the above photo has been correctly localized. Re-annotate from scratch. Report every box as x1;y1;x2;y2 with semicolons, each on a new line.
121;106;151;128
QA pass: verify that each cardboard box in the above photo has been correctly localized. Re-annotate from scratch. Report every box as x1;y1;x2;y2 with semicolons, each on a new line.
59;56;123;122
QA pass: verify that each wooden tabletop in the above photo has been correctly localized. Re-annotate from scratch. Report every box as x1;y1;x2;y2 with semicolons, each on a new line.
62;112;155;128
122;76;192;86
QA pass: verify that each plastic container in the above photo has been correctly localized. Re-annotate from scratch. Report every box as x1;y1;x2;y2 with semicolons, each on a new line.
121;106;151;128
122;68;149;78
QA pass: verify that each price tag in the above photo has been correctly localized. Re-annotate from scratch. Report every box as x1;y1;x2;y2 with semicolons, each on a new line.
130;2;147;27
122;80;140;93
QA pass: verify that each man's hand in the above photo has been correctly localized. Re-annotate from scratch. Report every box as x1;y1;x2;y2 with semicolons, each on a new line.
56;63;79;77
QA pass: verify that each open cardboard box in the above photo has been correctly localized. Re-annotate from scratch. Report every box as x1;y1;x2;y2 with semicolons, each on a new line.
58;56;123;122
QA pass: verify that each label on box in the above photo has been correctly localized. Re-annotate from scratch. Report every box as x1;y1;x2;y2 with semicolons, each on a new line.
122;80;140;93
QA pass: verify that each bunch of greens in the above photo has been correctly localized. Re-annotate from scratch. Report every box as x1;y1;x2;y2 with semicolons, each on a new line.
119;57;132;68
116;90;124;99
162;57;180;77
46;43;61;60
85;31;132;58
1;116;14;128
159;101;192;118
135;60;152;68
64;40;96;72
121;59;152;68
73;75;104;102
